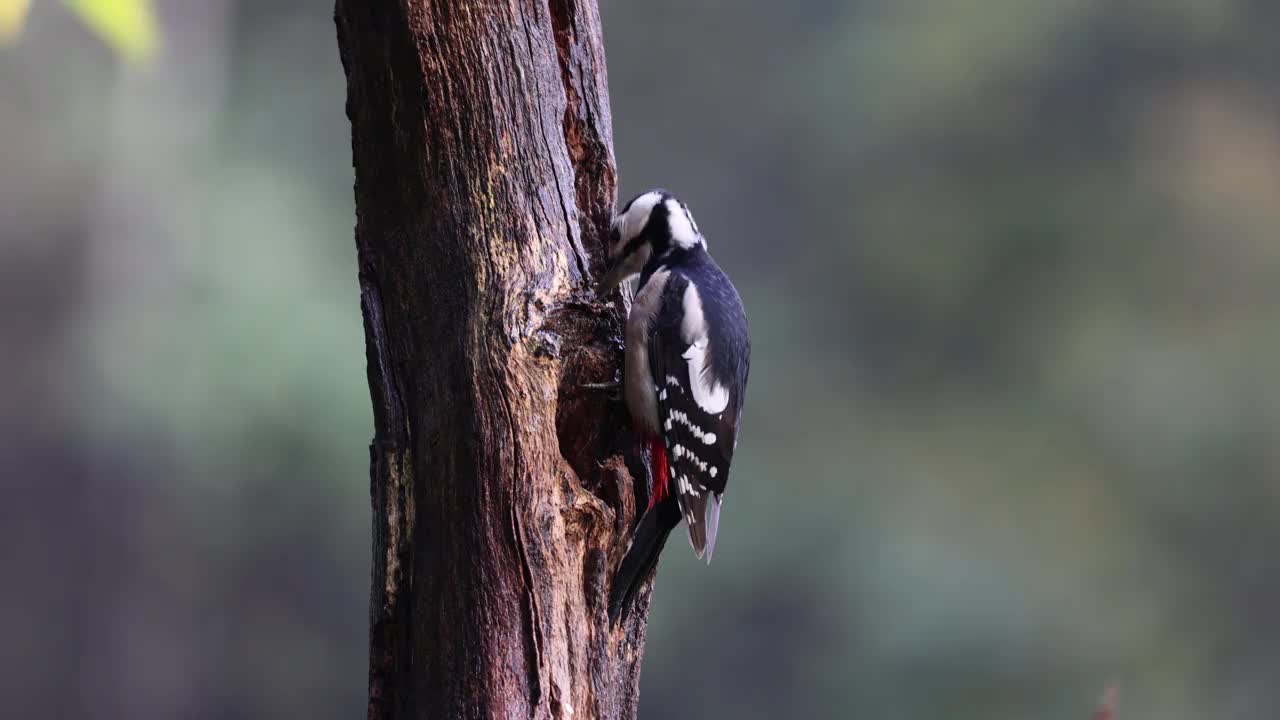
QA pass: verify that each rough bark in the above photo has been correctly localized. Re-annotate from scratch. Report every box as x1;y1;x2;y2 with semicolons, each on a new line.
335;2;655;719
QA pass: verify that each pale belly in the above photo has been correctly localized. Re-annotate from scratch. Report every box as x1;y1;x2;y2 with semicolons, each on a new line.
624;270;669;436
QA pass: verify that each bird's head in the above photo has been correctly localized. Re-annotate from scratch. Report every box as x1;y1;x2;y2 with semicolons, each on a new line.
598;189;705;296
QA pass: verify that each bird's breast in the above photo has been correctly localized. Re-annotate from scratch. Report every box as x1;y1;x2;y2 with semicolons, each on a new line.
623;269;670;435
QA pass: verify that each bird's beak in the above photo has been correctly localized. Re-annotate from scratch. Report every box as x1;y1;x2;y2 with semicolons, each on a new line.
597;260;629;297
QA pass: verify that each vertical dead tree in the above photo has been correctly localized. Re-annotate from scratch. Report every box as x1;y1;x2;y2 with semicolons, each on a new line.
336;2;656;718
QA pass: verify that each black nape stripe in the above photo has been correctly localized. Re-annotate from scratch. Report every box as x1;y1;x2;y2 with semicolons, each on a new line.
621;198;669;258
621;229;649;259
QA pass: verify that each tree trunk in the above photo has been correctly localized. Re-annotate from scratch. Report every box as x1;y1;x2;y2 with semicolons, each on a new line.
335;2;654;719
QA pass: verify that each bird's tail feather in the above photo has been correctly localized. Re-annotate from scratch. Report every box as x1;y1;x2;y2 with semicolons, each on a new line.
608;500;681;624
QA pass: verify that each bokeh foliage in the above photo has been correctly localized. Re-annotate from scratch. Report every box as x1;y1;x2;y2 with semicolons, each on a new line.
1;0;156;59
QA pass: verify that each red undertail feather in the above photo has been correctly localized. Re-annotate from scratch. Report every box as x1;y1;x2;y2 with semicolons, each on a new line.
648;436;670;510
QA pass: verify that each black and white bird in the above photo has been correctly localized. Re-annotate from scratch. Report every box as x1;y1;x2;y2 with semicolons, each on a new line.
599;189;750;622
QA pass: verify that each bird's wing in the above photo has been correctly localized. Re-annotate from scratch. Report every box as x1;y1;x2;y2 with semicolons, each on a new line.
648;273;743;562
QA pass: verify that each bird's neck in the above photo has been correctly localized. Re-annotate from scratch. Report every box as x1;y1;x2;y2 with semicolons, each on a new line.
640;244;705;284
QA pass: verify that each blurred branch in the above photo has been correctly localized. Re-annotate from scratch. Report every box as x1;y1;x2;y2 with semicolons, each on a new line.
336;2;655;718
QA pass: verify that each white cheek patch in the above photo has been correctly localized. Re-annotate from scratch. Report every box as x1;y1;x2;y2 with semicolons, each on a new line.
611;191;664;258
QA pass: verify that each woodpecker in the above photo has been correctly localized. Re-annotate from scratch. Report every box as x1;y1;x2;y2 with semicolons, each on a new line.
598;189;751;622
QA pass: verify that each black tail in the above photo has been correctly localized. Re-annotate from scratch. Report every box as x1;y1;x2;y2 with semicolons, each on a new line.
608;500;682;624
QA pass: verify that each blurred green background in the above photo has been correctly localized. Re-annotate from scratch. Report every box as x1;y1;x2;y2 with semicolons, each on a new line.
5;1;1280;718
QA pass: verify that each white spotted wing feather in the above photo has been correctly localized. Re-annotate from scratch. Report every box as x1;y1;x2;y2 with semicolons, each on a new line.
649;271;748;562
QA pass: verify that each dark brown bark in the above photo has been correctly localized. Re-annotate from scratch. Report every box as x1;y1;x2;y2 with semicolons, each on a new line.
335;2;654;718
